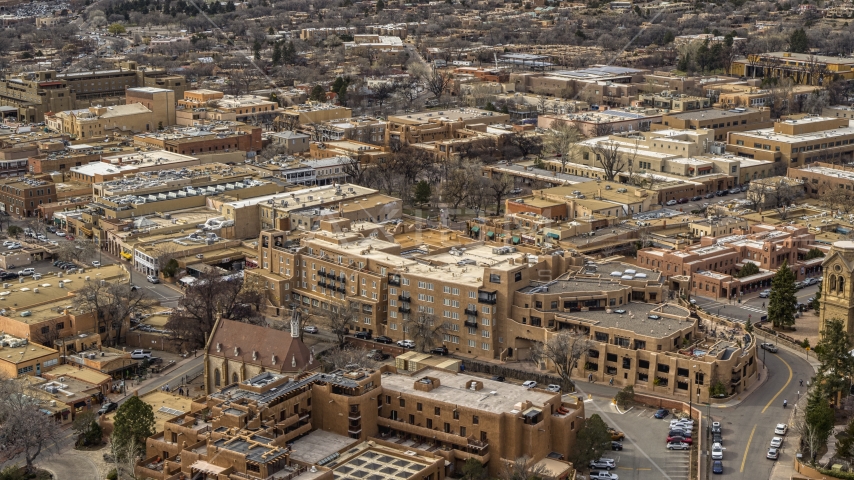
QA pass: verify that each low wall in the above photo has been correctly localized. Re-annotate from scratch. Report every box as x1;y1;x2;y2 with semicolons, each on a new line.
794;458;833;479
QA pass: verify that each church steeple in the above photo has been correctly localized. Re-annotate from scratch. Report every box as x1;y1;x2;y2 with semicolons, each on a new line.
819;241;854;343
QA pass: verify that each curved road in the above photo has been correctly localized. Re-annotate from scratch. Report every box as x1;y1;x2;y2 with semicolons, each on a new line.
578;345;814;479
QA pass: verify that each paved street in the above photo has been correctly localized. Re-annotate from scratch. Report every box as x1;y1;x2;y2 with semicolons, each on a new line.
575;344;814;480
691;282;820;326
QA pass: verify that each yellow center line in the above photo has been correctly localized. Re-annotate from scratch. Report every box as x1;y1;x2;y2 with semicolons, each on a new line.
762;353;793;413
741;424;757;473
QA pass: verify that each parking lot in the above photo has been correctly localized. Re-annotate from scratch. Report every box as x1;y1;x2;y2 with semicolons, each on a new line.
583;398;693;480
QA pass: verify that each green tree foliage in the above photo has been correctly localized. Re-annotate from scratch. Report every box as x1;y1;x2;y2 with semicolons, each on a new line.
111;396;155;459
805;248;826;260
745;318;753;333
72;411;102;446
735;262;760;278
413;181;432;206
768;260;797;328
226;0;236;11
309;85;327;102
569;414;611;469
272;42;282;64
836;417;854;461
253;40;262;60
6;225;21;239
663;30;675;44
677;52;691;72
376;0;384;11
709;380;727;397
161;258;180;278
107;23;126;35
615;385;634;409
815;318;854;397
460;459;486;480
789;28;809;54
804;385;835;451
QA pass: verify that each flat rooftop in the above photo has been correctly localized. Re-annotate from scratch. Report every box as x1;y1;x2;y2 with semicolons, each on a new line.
332;443;435;480
557;302;692;338
290;429;357;465
0;341;57;364
665;108;761;121
380;368;556;414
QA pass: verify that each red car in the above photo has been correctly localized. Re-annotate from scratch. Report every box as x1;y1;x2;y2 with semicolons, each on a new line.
65;235;74;241
667;435;693;444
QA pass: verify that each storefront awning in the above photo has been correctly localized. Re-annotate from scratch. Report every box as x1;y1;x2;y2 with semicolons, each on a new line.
511;236;520;244
471;226;480;233
546;232;559;239
486;231;495;238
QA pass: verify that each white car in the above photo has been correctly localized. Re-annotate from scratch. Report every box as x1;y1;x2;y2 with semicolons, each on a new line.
36;235;47;241
770;437;783;448
774;424;788;435
6;243;21;250
396;339;415;348
666;199;678;206
17;268;34;276
589;472;618;480
545;384;561;392
670;419;694;427
667;441;690;450
711;443;723;460
92;261;101;267
522;380;538;389
130;349;152;359
55;231;66;236
1;241;14;247
303;326;319;334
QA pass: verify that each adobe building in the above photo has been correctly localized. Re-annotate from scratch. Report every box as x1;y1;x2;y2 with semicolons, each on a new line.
638;224;824;298
125;87;177;128
726;116;854;167
502;266;757;401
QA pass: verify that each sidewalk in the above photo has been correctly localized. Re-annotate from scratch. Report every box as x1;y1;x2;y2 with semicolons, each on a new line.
770;390;810;480
714;358;768;409
110;352;203;404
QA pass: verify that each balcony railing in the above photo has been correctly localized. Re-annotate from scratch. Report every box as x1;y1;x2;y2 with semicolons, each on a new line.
464;308;477;316
464;319;478;328
399;306;411;313
388;275;401;286
478;297;497;305
348;412;362;421
399;294;411;302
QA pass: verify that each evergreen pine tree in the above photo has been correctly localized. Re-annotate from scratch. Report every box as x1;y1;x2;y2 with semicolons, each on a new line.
272;42;282;65
768;260;797;328
789;28;809;54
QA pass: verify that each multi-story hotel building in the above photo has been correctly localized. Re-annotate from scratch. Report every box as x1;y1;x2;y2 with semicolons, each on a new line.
726;116;854;167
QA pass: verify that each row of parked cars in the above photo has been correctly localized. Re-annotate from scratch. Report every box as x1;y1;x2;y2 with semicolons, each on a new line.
664;186;749;206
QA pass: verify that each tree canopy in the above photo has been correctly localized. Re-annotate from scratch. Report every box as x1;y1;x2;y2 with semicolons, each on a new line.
735;262;759;278
768;260;797;328
112;396;155;458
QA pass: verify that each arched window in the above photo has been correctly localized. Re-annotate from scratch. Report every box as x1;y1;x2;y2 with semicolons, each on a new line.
840;278;846;295
232;372;239;384
830;275;837;292
214;369;221;387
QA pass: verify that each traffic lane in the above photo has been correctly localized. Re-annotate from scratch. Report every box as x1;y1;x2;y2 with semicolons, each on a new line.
693;283;820;325
707;348;809;479
589;401;691;480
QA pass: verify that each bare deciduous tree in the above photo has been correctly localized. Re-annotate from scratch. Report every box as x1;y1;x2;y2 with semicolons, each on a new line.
312;302;358;345
544;122;583;175
403;311;445;353
591;139;627;182
530;331;592;389
57;238;97;263
0;378;62;473
320;345;381;371
497;456;550;480
165;272;264;349
73;280;157;347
